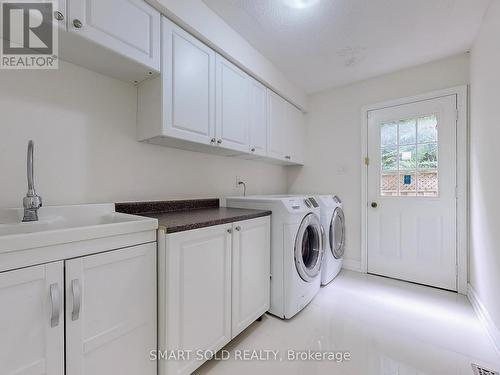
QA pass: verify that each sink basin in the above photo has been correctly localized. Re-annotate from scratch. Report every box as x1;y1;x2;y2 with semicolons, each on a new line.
0;204;158;253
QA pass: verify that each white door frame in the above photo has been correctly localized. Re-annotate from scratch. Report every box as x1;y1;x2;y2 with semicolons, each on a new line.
360;85;468;294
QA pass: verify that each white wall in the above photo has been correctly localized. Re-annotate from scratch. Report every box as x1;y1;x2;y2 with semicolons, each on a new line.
0;61;287;208
469;0;500;344
287;54;470;265
147;0;308;111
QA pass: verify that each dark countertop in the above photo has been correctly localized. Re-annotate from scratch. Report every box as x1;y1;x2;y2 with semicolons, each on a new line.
115;199;271;234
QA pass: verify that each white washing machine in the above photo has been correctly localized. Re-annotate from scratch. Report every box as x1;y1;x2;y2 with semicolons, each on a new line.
315;195;345;285
226;195;325;319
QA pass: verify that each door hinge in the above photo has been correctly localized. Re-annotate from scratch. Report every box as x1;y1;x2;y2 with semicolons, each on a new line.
364;157;370;166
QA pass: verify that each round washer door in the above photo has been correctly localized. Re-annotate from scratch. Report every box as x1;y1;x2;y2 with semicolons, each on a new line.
294;213;324;282
329;207;345;259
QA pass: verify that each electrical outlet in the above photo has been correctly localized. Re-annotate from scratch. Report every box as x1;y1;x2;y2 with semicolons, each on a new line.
235;176;242;188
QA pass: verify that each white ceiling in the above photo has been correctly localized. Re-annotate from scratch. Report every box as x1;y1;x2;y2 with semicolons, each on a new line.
202;0;490;94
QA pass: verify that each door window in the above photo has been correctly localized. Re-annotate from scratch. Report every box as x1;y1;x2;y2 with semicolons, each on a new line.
380;114;439;197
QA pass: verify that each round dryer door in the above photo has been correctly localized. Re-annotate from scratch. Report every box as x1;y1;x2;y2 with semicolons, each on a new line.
294;213;325;282
330;207;345;259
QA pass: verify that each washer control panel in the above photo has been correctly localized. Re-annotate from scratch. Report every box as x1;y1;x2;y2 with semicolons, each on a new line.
307;197;319;208
284;198;307;212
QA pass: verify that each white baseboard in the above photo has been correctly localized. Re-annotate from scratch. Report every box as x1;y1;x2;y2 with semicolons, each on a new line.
342;259;362;272
467;283;500;355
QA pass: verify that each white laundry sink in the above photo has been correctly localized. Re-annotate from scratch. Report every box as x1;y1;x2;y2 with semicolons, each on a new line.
0;204;158;253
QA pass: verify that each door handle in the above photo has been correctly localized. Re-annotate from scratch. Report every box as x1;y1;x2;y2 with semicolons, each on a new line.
50;283;61;328
71;279;81;321
235;226;241;231
371;202;378;208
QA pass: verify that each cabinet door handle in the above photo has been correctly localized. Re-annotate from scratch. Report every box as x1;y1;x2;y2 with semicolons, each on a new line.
227;228;233;234
217;139;223;144
50;283;61;328
73;19;83;29
235;226;241;231
71;279;81;321
251;147;256;152
210;138;216;144
284;155;291;160
53;11;64;21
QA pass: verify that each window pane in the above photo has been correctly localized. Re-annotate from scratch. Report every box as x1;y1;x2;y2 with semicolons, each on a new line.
418;115;438;143
399;145;416;170
381;172;398;196
417;171;438;197
378;115;439;198
381;122;397;146
417;143;438;169
399;172;416;196
399;119;416;145
381;146;397;171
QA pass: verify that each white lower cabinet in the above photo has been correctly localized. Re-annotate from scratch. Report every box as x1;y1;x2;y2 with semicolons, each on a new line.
0;262;65;375
159;216;271;375
0;243;156;375
161;223;232;375
65;243;157;375
231;218;271;338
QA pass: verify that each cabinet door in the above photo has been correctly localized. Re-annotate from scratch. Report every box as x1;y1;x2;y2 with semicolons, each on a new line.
267;89;290;161
65;243;156;375
0;262;64;375
289;105;305;165
162;224;232;375
53;0;67;30
215;54;250;152
231;217;271;338
163;17;216;146
249;79;268;156
67;0;160;71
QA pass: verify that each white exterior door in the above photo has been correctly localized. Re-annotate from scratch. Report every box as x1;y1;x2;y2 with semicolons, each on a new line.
65;243;156;375
367;95;458;291
162;224;232;375
0;262;64;375
68;0;160;70
215;54;250;152
162;17;216;146
231;217;270;338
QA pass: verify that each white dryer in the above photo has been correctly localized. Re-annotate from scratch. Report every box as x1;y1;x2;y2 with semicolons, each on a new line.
316;195;345;285
226;195;325;319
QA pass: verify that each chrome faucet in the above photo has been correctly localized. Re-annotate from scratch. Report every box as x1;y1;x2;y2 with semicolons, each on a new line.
22;140;42;222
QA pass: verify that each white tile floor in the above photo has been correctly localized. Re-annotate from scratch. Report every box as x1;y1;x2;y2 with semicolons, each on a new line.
195;270;500;375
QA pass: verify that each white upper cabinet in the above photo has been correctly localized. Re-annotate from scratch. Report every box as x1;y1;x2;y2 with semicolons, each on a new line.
215;54;250;153
249;79;268;156
62;0;160;82
267;89;305;165
267;89;290;161
0;262;65;375
137;17;305;164
162;17;216;146
289;104;306;165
